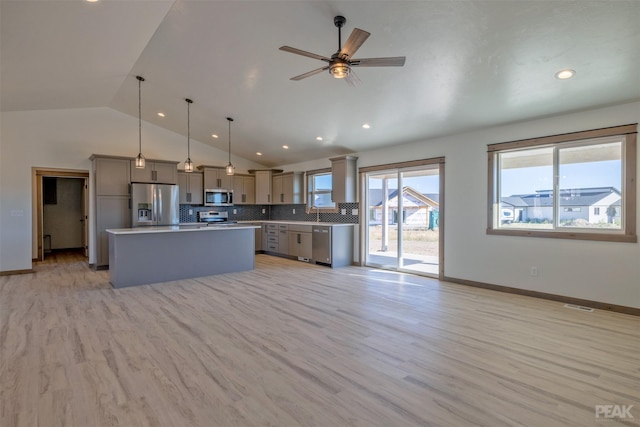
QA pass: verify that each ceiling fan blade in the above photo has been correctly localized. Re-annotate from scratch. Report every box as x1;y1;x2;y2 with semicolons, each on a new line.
339;28;370;59
344;70;361;87
279;46;331;62
290;66;330;81
350;56;406;67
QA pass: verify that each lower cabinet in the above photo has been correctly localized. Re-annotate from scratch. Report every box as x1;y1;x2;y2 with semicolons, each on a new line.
288;225;312;260
261;222;353;267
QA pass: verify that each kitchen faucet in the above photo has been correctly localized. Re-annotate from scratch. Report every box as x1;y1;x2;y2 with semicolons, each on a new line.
312;205;320;223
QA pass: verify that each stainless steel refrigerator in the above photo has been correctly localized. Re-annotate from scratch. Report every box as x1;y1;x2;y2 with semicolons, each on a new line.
131;183;179;227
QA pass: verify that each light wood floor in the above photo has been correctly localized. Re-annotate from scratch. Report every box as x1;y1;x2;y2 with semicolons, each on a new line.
1;253;638;426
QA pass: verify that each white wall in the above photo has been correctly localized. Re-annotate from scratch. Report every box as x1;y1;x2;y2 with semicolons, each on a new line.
279;101;640;309
0;107;263;270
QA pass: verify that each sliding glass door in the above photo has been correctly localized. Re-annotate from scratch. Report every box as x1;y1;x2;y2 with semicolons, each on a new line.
365;162;442;277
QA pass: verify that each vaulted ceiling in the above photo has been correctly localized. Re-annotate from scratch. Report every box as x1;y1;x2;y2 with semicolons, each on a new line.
2;0;639;167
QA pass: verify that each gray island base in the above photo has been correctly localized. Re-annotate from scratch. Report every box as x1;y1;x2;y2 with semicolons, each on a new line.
107;225;259;288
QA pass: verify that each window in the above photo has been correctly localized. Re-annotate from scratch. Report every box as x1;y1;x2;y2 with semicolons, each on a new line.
306;169;336;210
488;124;637;242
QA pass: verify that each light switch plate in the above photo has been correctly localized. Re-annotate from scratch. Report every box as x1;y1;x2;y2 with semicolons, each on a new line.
352;209;358;215
341;208;347;215
262;209;266;214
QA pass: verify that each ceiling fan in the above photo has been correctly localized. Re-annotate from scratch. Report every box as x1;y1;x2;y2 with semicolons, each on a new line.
279;15;406;86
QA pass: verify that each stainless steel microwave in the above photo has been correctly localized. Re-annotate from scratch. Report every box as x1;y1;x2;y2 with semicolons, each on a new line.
204;189;233;206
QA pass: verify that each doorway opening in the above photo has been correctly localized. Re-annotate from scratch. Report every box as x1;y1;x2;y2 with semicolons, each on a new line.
362;159;444;278
33;168;89;263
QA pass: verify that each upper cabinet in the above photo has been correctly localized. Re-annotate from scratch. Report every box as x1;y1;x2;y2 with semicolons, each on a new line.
130;160;178;184
201;166;232;190
178;171;203;205
330;156;358;203
91;155;131;196
272;172;304;204
232;174;255;205
252;169;276;204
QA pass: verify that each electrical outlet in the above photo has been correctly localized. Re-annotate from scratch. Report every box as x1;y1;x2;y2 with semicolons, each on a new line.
188;209;193;215
293;209;296;214
262;208;266;214
233;209;237;214
352;209;358;215
341;208;346;215
530;267;538;277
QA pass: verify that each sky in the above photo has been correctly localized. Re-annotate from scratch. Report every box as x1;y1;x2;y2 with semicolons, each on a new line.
501;160;621;196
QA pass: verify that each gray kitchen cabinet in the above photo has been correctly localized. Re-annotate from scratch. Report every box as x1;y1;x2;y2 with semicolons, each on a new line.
130;160;178;184
277;224;289;254
90;154;132;269
253;170;274;204
232;174;255;204
288;224;312;259
95;196;130;268
330;155;358;203
262;224;270;251
272;172;303;204
91;155;130;196
264;223;289;254
178;171;203;205
201;166;232;190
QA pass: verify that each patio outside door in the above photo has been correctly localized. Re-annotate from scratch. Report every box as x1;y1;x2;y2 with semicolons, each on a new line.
365;164;441;277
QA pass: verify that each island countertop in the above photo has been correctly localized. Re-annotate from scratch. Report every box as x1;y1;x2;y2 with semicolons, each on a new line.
106;223;261;235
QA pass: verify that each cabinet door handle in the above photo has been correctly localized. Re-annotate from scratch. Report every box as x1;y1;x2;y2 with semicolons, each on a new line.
297;233;301;244
280;193;284;203
217;178;221;188
187;193;191;203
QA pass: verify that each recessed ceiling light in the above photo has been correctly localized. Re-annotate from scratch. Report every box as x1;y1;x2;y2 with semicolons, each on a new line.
157;112;165;117
85;0;99;2
211;134;219;139
362;123;371;129
555;69;575;80
256;152;262;156
282;145;289;149
316;136;323;141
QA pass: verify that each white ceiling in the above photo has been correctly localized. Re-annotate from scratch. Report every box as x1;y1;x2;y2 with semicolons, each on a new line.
2;0;639;168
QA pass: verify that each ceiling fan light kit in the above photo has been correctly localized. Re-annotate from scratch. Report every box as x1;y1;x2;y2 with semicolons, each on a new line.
279;15;406;85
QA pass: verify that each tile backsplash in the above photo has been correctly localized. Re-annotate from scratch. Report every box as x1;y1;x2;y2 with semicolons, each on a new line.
179;203;359;224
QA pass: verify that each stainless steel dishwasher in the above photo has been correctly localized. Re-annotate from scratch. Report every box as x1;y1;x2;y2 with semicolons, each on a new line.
312;226;331;265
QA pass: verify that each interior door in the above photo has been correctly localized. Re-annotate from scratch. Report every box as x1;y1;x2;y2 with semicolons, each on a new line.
82;177;89;257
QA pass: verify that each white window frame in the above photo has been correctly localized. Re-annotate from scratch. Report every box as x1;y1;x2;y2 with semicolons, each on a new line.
487;124;637;243
305;168;337;212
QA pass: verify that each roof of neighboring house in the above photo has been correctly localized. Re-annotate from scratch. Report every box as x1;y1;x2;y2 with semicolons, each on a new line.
369;187;439;207
501;187;621;208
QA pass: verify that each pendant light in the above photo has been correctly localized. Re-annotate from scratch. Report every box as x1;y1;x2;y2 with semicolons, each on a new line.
134;75;146;169
184;98;194;173
225;117;235;176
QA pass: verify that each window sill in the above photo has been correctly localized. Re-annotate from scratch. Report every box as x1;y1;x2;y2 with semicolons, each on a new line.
486;228;637;243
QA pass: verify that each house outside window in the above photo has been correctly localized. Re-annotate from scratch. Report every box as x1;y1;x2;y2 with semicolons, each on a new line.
487;124;637;242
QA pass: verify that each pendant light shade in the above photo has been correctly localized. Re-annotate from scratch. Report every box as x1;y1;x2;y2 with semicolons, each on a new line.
184;98;194;173
226;117;235;176
135;75;146;169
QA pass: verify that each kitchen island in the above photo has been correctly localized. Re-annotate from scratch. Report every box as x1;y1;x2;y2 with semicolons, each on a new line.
106;224;260;288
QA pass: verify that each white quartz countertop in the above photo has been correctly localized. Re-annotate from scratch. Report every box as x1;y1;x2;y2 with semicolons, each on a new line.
237;220;355;227
107;224;261;235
